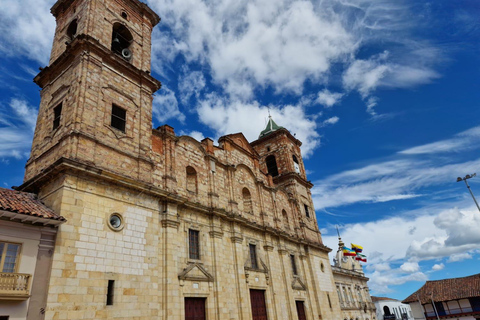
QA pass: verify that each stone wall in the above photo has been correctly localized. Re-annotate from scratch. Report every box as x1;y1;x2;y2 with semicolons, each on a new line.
39;172;340;320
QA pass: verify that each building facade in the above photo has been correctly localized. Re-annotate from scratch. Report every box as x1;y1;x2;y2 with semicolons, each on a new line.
0;188;65;320
14;0;358;319
332;238;376;320
372;296;413;320
403;274;480;320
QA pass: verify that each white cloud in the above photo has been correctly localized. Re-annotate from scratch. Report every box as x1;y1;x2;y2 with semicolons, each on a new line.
368;271;427;294
323;204;479;294
178;70;206;105
317;89;344;108
369;263;391;272
179;130;205;142
343;53;390;97
405;208;480;261
400;262;419;273
0;99;38;159
321;116;339;127
343;51;440;116
435;207;480;247
447;252;472;263
149;0;441;102
196;94;320;157
0;0;55;64
431;263;444;271
400;125;480;155
312;125;480;209
152;85;185;124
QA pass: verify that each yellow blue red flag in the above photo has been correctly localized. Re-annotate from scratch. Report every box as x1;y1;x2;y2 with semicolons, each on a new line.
351;243;363;253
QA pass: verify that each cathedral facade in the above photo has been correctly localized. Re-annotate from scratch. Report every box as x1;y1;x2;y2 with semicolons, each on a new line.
11;0;375;319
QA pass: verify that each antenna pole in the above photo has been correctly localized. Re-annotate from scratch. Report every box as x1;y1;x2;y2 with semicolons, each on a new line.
457;173;480;212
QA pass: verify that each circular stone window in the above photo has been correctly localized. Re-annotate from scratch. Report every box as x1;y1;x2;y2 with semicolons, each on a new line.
108;213;124;231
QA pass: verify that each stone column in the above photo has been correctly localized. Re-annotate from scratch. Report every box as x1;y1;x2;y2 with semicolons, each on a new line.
27;228;58;320
278;242;294;320
209;216;223;320
160;201;180;319
230;223;247;320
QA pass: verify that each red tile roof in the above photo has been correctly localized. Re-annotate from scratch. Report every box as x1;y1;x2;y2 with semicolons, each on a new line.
0;187;65;222
403;273;480;304
372;296;399;302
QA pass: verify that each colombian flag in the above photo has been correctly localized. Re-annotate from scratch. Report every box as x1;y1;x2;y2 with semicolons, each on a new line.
351;243;363;253
342;246;356;256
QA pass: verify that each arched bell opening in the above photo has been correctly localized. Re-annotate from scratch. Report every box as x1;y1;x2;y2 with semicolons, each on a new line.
66;19;78;41
111;23;133;61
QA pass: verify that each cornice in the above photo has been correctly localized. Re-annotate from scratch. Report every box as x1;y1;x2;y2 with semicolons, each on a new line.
51;0;161;26
34;34;161;93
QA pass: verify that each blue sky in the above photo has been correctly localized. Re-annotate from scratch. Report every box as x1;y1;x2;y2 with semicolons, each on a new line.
1;0;480;300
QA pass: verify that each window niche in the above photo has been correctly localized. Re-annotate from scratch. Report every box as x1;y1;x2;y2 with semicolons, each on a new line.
111;23;133;61
290;254;298;275
242;188;253;214
53;102;62;130
188;229;200;260
282;209;289;229
265;155;279;177
186;166;197;194
111;104;126;133
66;19;78;41
106;280;115;305
249;244;258;269
304;204;310;218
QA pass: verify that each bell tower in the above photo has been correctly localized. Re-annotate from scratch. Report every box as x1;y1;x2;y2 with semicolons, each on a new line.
251;117;321;243
23;0;161;187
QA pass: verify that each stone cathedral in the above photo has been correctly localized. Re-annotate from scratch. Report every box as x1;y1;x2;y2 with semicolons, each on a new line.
5;0;375;319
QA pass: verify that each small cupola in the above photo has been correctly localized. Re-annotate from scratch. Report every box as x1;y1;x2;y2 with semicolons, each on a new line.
259;115;283;138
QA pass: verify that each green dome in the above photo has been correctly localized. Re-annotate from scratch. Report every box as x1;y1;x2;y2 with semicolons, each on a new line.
259;116;283;138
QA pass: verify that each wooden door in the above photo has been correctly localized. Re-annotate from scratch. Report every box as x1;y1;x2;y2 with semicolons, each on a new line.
296;301;306;320
185;298;205;320
250;289;268;320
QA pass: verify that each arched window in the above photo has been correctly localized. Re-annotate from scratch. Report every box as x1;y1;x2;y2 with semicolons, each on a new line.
242;188;252;214
186;166;197;193
383;306;391;316
282;209;289;229
111;23;133;61
266;155;279;177
293;154;300;174
67;19;78;41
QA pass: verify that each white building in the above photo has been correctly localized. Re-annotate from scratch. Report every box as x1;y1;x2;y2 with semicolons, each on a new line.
0;188;65;320
372;296;414;320
332;238;377;320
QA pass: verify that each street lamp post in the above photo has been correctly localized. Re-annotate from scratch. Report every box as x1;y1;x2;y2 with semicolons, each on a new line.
457;173;480;212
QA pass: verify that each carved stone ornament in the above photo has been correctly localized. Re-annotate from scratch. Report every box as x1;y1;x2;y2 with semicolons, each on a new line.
178;262;214;282
292;277;307;291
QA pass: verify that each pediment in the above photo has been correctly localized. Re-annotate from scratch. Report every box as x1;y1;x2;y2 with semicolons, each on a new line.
221;133;258;157
244;258;269;273
292;277;307;291
178;262;214;282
